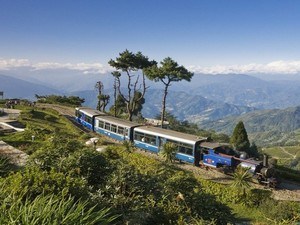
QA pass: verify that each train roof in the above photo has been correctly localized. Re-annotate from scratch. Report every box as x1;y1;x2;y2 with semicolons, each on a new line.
134;125;207;144
200;142;230;149
95;115;140;128
76;107;106;117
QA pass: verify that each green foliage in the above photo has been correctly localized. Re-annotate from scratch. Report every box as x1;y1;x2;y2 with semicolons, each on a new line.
0;188;117;225
230;121;250;153
3;104;300;224
97;94;110;112
0;155;13;177
109;94;126;116
230;166;252;198
122;140;134;153
35;94;84;106
160;142;177;163
109;149;235;224
275;165;300;182
109;49;155;121
2;166;89;200
260;199;300;224
144;57;193;127
109;92;145;118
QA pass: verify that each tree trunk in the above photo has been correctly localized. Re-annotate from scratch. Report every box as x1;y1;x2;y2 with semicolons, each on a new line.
161;85;169;128
127;102;133;121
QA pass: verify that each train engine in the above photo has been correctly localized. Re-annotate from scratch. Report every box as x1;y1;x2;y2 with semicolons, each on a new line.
200;142;278;188
238;155;277;188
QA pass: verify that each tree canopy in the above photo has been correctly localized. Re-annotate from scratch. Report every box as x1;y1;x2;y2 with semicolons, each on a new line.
108;50;156;121
144;57;193;127
230;121;250;153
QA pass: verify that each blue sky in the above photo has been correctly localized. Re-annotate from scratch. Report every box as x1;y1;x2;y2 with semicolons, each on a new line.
1;0;300;74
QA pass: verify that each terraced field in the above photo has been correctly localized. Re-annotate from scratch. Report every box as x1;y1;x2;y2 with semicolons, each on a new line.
262;146;300;170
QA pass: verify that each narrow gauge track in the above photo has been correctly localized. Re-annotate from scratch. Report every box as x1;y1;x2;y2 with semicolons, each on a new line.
38;104;300;201
36;103;91;133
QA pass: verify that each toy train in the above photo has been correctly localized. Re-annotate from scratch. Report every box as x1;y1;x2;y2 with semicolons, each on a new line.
75;107;278;188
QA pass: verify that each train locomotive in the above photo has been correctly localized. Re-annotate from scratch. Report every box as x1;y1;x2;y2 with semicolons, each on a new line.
75;107;278;188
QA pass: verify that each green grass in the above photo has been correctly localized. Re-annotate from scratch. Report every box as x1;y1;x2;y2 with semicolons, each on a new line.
262;147;292;158
1;106;84;154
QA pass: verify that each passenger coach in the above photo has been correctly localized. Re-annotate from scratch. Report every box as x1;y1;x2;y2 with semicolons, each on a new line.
94;115;140;141
75;107;105;131
133;126;207;164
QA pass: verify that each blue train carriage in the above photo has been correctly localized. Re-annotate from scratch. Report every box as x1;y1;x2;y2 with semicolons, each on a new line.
200;142;237;169
94;115;140;141
133;125;207;164
75;107;105;131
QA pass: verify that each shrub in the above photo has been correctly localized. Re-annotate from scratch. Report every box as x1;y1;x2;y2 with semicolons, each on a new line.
260;198;300;223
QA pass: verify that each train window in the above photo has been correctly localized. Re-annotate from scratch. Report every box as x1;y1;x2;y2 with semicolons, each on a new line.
117;127;124;135
167;139;193;156
105;122;111;130
111;124;117;133
200;147;209;154
85;116;92;124
134;132;156;144
134;131;143;141
98;120;104;128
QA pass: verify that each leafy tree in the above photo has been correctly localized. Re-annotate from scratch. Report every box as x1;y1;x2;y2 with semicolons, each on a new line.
109;94;126;116
95;81;110;112
35;95;84;106
144;57;193;127
109;92;145;118
97;94;110;112
248;142;260;158
108;50;156;121
230;121;250;153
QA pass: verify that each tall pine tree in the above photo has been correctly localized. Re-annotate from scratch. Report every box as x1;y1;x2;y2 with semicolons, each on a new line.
230;121;250;153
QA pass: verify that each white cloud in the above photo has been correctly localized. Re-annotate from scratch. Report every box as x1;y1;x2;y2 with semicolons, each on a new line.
2;58;300;75
0;58;112;74
188;60;300;75
0;58;30;69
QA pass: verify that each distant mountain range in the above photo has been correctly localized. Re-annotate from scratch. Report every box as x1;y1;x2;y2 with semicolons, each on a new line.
0;74;61;99
2;70;300;147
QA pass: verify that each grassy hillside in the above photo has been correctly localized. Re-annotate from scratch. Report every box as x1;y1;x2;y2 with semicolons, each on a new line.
0;105;299;224
263;146;300;170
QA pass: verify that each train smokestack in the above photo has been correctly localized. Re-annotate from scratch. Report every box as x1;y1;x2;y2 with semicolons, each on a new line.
263;154;268;167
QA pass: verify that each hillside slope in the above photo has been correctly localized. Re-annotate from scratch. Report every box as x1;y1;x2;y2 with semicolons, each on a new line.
200;106;300;146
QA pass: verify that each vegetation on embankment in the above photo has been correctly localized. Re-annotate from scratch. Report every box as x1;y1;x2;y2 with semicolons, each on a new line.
0;106;299;224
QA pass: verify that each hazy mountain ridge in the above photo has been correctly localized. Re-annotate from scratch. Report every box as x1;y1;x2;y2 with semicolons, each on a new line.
0;74;62;99
188;74;300;109
200;106;300;146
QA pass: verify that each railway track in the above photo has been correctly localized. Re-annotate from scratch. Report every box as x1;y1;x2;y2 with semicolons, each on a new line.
36;103;91;133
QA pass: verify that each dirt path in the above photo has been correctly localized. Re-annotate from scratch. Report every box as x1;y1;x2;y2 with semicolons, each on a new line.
280;146;297;159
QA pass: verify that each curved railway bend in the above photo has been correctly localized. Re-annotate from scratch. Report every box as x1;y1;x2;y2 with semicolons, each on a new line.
37;104;300;202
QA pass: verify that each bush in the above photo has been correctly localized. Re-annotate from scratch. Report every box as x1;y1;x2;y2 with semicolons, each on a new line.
260;198;300;223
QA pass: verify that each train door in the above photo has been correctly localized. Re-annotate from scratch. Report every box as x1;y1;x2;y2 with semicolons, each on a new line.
194;146;201;166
